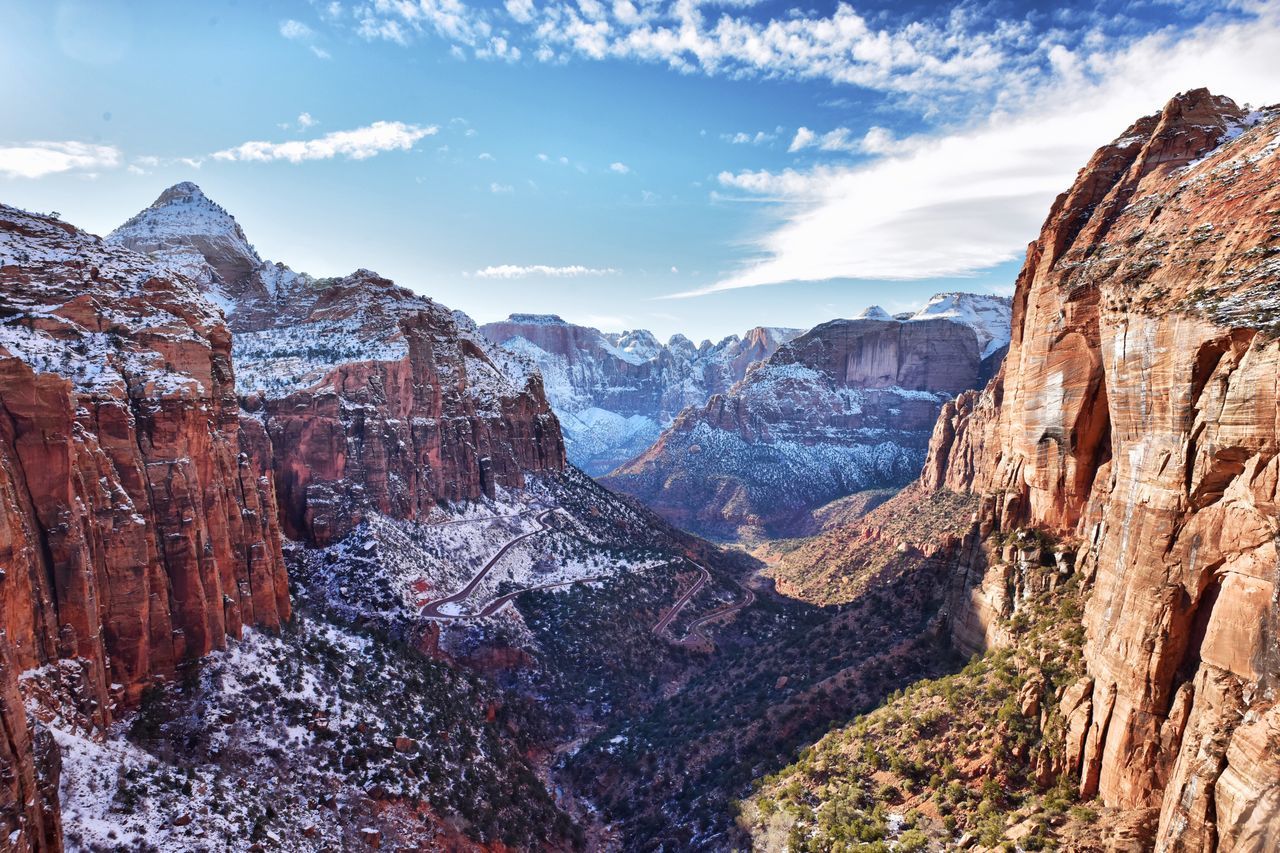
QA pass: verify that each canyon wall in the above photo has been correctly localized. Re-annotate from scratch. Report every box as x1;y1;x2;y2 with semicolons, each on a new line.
0;204;291;850
240;273;567;545
924;89;1280;849
111;185;567;547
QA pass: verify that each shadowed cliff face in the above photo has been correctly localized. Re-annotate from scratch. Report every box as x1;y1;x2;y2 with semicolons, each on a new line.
923;88;1280;849
0;204;291;851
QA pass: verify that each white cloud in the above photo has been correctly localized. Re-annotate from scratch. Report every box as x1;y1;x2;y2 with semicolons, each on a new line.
355;0;1051;104
787;127;815;153
490;182;514;193
212;121;437;163
724;130;775;145
474;264;619;278
297;112;317;129
478;151;494;160
789;125;898;154
506;0;535;24
609;161;630;173
310;45;332;59
536;152;549;161
280;19;314;40
675;6;1280;297
0;141;121;179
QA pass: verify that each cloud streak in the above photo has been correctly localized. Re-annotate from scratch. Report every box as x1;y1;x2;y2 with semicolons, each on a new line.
671;4;1280;297
212;121;437;163
0;141;121;179
473;264;620;278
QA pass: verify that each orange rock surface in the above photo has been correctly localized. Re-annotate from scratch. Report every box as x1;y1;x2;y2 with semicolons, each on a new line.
0;204;290;849
923;89;1280;848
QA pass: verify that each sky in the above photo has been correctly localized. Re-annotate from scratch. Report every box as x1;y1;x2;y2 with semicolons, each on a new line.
2;0;1279;342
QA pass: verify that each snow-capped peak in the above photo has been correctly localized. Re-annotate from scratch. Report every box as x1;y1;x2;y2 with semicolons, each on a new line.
856;305;894;321
505;313;568;326
908;292;1012;358
109;182;259;260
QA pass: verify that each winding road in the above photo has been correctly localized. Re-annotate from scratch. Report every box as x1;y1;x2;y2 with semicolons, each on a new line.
417;510;757;633
420;509;559;619
651;564;711;635
651;563;757;642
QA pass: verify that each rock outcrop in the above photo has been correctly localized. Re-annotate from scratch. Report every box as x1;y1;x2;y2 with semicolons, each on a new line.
0;203;291;850
111;186;567;546
922;89;1280;849
478;314;801;475
606;300;1009;540
236;274;567;544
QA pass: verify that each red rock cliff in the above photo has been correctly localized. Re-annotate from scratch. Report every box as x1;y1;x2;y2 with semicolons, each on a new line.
110;185;567;547
233;271;566;545
0;204;290;850
923;89;1280;849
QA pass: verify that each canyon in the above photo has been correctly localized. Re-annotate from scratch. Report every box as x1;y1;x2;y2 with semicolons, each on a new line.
0;86;1277;853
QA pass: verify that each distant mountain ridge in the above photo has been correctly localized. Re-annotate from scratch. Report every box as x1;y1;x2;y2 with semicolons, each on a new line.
604;296;1011;540
479;314;803;475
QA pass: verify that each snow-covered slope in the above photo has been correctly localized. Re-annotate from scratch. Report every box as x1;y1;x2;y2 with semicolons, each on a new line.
107;182;313;327
479;315;801;475
908;292;1012;358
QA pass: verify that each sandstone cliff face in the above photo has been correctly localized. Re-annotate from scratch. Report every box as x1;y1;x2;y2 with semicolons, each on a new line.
236;273;566;544
0;204;290;850
479;314;800;475
606;310;1002;540
923;89;1280;849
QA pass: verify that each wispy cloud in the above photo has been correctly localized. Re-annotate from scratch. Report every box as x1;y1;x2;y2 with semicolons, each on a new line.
489;181;514;193
609;161;630;174
473;264;620;278
281;18;331;58
723;130;777;146
212;121;437;163
0;141;121;179
279;19;314;40
671;6;1280;297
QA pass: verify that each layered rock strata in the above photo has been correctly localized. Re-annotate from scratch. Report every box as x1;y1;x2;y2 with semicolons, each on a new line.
0;203;290;850
923;89;1280;849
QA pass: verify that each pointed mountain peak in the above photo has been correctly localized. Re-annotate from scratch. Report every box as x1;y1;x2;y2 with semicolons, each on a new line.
152;181;210;206
856;305;894;321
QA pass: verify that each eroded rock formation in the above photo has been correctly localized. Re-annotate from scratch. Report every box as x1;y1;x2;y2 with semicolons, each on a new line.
237;273;567;544
111;185;567;546
0;204;290;850
923;88;1280;849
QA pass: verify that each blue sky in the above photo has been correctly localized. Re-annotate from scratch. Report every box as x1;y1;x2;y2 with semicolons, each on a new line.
1;0;1277;341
